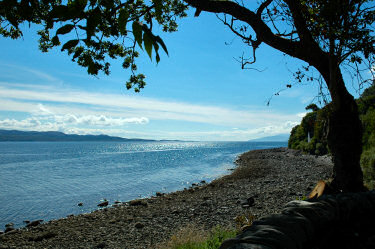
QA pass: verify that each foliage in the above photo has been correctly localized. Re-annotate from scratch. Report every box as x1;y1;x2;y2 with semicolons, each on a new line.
157;225;236;249
2;1;374;92
289;87;375;156
288;104;329;155
361;147;375;189
361;83;375;98
0;0;187;92
289;84;375;187
358;84;375;109
360;107;375;150
288;124;306;149
305;103;320;112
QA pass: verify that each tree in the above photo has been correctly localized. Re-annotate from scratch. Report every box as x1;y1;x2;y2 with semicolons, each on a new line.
305;103;320;112
183;0;375;192
0;0;187;92
1;0;374;192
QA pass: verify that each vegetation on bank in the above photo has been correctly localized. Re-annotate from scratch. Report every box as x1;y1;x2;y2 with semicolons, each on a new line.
157;212;255;249
156;225;236;249
288;84;375;188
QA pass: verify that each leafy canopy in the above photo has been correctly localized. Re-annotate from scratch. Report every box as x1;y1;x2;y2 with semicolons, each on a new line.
1;0;374;94
0;0;187;92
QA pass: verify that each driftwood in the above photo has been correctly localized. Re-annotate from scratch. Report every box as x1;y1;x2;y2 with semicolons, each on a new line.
220;191;375;249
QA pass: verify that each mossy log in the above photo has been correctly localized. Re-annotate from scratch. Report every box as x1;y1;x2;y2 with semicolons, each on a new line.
220;191;375;249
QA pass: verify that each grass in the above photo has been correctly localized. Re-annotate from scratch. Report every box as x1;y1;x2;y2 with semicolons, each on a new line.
155;225;237;249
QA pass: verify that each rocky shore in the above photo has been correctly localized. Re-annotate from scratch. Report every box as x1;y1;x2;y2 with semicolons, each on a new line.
0;147;333;249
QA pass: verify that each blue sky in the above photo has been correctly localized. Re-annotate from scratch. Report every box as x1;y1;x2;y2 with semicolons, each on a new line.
0;9;366;141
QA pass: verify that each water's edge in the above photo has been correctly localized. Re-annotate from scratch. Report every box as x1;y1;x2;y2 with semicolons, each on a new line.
0;141;287;229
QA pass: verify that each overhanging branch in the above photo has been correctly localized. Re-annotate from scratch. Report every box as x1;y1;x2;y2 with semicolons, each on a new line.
184;0;320;64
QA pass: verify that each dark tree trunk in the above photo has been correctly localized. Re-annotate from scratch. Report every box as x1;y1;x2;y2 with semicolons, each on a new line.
319;63;365;192
327;95;364;192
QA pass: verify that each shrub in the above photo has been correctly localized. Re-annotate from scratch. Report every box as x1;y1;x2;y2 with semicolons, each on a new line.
156;225;236;249
361;147;375;190
361;107;375;150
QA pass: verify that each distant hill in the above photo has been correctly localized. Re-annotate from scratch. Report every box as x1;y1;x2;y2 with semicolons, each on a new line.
0;129;154;142
249;134;290;142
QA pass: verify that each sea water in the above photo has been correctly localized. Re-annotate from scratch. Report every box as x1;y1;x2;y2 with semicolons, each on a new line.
0;141;286;228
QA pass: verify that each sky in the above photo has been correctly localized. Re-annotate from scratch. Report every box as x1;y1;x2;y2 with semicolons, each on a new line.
0;9;367;141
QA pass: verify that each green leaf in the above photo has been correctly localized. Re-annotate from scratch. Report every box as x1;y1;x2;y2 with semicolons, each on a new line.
153;41;159;53
61;39;79;51
152;0;162;19
132;21;143;49
56;24;74;35
118;8;129;35
143;30;153;59
76;0;88;9
73;47;84;59
154;35;168;55
50;5;70;19
51;36;60;46
86;7;101;39
155;53;160;63
89;0;97;7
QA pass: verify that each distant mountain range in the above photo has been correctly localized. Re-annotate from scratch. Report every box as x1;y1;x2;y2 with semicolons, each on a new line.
249;133;290;142
0;129;155;142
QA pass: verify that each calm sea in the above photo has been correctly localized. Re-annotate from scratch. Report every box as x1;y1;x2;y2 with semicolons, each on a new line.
0;141;286;228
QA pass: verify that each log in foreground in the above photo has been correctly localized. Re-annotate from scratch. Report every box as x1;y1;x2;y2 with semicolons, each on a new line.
220;191;375;249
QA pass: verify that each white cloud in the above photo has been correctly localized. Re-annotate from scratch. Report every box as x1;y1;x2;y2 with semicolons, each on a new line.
0;118;41;128
0;100;149;136
0;63;64;85
143;120;298;141
55;114;149;126
0;80;305;140
0;83;302;128
33;103;54;116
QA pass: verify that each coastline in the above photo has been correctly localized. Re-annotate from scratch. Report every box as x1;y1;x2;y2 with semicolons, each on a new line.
0;147;333;248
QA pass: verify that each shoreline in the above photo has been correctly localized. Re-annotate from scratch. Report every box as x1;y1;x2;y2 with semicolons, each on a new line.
0;147;333;248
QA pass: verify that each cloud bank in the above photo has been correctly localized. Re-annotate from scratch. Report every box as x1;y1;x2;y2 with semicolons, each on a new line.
0;82;302;140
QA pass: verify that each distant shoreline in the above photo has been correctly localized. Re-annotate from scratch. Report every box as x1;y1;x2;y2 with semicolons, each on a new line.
0;129;160;142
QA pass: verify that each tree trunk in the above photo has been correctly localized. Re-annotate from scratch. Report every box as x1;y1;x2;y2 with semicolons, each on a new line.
320;63;365;192
327;96;365;192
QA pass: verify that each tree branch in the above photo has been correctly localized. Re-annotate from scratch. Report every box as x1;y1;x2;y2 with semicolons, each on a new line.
256;0;273;17
184;0;321;64
283;0;319;48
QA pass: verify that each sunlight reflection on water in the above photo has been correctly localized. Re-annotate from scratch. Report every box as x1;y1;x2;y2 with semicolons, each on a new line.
0;141;286;228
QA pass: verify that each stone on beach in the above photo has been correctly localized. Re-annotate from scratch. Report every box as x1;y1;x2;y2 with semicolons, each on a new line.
129;199;148;207
26;220;43;228
97;201;109;207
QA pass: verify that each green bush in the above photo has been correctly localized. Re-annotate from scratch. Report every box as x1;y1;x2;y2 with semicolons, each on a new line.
288;125;306;149
157;225;236;249
361;147;375;190
360;107;375;150
288;106;329;155
288;85;375;185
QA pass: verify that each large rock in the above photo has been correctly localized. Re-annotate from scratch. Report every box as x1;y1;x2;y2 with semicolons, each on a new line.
220;191;375;249
129;199;148;207
97;201;109;207
26;220;43;228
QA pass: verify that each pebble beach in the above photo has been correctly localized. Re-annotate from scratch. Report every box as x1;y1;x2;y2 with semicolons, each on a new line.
0;147;333;248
